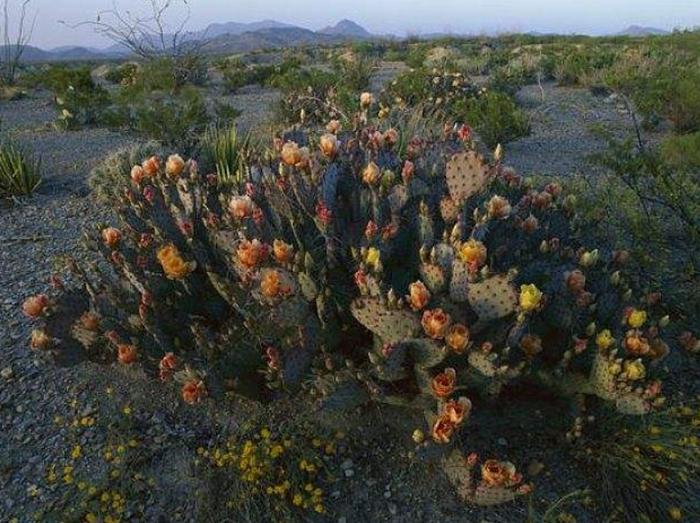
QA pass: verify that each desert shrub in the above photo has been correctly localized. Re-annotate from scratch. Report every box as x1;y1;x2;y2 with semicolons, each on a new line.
0;85;26;101
199;124;253;187
270;68;356;124
0;141;42;198
575;402;700;522
571;134;700;331
172;52;209;87
36;66;110;130
332;54;376;92
660;132;700;170
405;45;428;68
223;57;301;93
458;90;531;147
23;95;672;509
104;62;139;85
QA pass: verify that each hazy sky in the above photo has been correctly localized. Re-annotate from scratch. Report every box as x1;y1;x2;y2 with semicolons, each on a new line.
15;0;700;49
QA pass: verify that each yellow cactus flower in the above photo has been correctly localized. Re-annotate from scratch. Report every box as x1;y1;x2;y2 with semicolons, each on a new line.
459;239;487;269
628;309;648;328
623;359;646;381
596;329;615;351
519;284;543;312
365;247;381;271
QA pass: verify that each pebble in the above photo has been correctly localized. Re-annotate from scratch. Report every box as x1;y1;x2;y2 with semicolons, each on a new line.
1;367;13;379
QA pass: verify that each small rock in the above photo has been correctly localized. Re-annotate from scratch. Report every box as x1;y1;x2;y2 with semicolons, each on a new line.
344;468;354;478
338;518;347;523
497;437;507;446
340;459;353;470
383;490;391;499
1;367;13;380
527;460;545;477
388;503;397;515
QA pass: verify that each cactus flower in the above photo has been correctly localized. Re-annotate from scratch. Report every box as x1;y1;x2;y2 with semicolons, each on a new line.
579;249;599;267
431;367;456;398
142;156;160;177
401;160;414;184
623;331;650;357
157;244;196;279
487;195;512;219
130;165;145;184
565;270;586;293
431;414;455;443
364;220;378;240
79;312;100;331
362;162;381;186
412;429;425;444
236;239;268;269
326;119;341;134
383;128;399;146
272;239;294;264
319;133;338;158
596;329;615;351
280;141;302;166
519;284;543;312
422;308;451;339
316;201;332;225
30;329;52;350
228;195;254;219
408;281;431;311
458;239;487;270
481;460;520;488
622;359;646;381
446;324;470;353
359;92;374;109
101;227;122;249
442;396;471;424
165;154;185;178
182;379;207;405
117;344;137;365
260;269;291;299
158;352;177;381
627;309;647;329
365;247;381;272
22;294;49;318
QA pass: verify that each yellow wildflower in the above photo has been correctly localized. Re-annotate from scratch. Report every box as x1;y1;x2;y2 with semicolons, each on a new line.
596;330;615;351
628;309;648;328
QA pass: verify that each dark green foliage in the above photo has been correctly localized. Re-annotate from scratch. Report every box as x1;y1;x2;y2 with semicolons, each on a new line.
460;91;531;147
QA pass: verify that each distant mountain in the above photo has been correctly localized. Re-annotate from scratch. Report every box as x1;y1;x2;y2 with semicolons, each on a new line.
197;20;298;39
616;25;669;36
202;27;344;55
319;19;372;38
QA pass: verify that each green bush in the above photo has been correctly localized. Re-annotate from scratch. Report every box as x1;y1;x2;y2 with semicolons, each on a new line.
660;132;700;170
104;63;139;85
0;142;41;198
460;90;530;147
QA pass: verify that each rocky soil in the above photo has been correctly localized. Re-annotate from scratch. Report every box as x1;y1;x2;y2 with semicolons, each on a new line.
0;73;661;522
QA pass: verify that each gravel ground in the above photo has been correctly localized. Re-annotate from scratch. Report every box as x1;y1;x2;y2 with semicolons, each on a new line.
506;82;665;178
0;79;660;522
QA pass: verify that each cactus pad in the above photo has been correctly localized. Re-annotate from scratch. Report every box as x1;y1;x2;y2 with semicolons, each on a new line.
351;298;420;343
440;196;460;223
445;151;490;203
419;263;447;293
449;260;470;302
467;275;517;321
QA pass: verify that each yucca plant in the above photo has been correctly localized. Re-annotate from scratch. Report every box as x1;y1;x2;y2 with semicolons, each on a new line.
200;124;252;187
0;142;41;198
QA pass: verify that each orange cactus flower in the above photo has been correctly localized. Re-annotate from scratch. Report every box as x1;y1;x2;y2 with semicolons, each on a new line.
80;312;100;331
446;324;470;353
624;330;651;357
101;227;122;249
157;244;196;279
431;414;455;444
431;367;457;398
383;128;399;146
228;195;254;219
421;308;451;339
442;396;472;424
165;154;185;178
22;294;49;318
117;344;137;365
130;165;145;184
362;162;381;186
481;459;520;488
30;329;52;350
142;155;161;177
272;239;294;264
319;133;338;158
408;281;431;311
236;239;267;269
182;379;207;405
158;352;177;381
360;92;374;109
326;119;341;134
260;269;285;299
280;141;304;166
